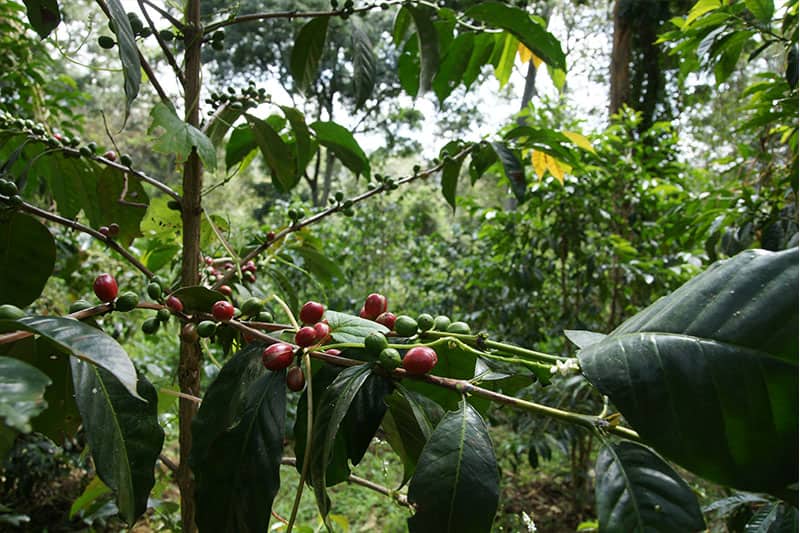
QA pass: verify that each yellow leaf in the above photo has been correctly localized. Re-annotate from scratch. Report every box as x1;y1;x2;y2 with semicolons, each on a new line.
562;131;596;153
546;154;565;184
517;43;543;68
531;150;547;179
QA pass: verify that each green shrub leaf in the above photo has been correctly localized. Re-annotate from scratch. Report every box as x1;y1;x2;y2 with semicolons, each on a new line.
150;102;217;169
106;0;141;124
0;356;50;434
0;213;55;307
290;16;329;91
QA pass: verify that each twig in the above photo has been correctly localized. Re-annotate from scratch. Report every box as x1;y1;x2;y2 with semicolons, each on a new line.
204;1;404;34
159;453;179;474
7;196;154;278
213;146;474;289
160;387;202;404
142;0;185;31
138;0;186;87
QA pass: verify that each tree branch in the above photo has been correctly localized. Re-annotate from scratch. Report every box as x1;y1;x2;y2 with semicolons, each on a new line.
138;0;186;87
142;0;185;32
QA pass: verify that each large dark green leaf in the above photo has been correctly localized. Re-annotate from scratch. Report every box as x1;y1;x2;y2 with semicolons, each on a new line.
407;6;440;92
150;103;217;169
490;141;526;203
310;121;370;178
469;142;498;184
290;16;329;91
595;441;705;532
246;114;298;192
382;385;443;486
466;2;566;71
0;213;55;307
204;103;246;147
225;124;257;170
325;310;388;343
194;370;286;533
579;248;798;495
0;316;141;399
0;356;50;433
309;364;374;522
22;0;61;38
342;371;394;465
398;35;421;97
407;399;499;532
440;144;468;211
71;360;163;526
433;33;474;102
350;18;377;109
106;0;141;123
463;33;497;89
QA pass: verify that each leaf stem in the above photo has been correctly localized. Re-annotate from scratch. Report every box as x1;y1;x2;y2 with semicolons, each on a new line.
286;350;314;532
421;330;569;364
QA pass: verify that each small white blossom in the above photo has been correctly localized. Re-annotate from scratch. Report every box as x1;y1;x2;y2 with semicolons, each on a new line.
550;358;581;376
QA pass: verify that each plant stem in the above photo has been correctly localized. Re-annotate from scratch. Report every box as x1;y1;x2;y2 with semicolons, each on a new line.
421;330;569;364
287;351;314;532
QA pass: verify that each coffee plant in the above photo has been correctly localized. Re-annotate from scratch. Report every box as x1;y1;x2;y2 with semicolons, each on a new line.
0;0;796;531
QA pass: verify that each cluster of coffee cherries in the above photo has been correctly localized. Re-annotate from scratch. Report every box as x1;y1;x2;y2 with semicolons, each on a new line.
202;256;258;294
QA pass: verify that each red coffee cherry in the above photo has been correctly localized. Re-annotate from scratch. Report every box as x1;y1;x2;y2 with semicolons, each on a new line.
358;307;369;319
295;326;318;347
262;343;295;371
165;295;184;313
286;367;306;391
93;273;118;303
102;150;117;161
325;348;341;356
212;300;234;322
363;293;387;319
218;284;232;297
376;312;397;330
402;346;438;375
299;301;325;325
313;321;331;343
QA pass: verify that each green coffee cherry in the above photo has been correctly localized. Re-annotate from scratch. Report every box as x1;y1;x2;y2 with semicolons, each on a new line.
256;311;274;322
394;315;418;337
197;320;217;338
115;291;139;312
364;332;389;355
142;317;160;334
416;313;434;331
147;281;162;300
156;308;171;322
0;304;25;320
69;299;94;313
379;348;402;370
447;321;471;335
0;179;19;196
433;315;451;331
241;297;263;316
120;153;133;167
98;35;116;49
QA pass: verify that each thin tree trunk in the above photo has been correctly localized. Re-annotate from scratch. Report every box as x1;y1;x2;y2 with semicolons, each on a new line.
609;0;632;117
178;2;203;531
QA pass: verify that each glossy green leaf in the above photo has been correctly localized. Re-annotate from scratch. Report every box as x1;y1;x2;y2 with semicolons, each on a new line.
392;6;412;45
194;370;286;533
309;364;374;523
407;6;440;92
350;18;376;109
433;33;474;102
0;356;50;433
150;103;217;169
246;114;298;192
106;0;141;124
440;146;467;211
490;141;527;203
466;2;566;71
290;16;329;91
22;0;60;38
382;385;443;486
69;476;112;520
204;103;246;147
225;124;257;170
342;371;394;465
407;399;499;532
579;248;798;495
0;213;55;307
325;310;389;343
494;33;517;87
310;121;370;178
71;360;163;526
564;329;607;349
0;316;141;400
595;441;705;533
398;35;420;97
169;286;227;313
281;106;313;173
745;0;774;24
469;142;498;183
463;33;496;89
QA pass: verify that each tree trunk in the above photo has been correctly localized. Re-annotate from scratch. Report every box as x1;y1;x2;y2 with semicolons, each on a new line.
178;1;203;531
609;0;632;117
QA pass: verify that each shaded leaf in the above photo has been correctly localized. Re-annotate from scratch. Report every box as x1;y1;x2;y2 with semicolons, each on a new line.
466;2;566;70
403;340;478;411
225;124;257;170
281;106;313;173
463;33;496;89
0;356;50;433
595;441;705;532
0;213;55;307
407;6;440;92
205;104;246;147
433;33;475;102
71;361;163;526
69;476;112;520
0;316;141;400
22;0;61;39
150;103;217;169
350;18;377;108
311;121;370;178
579;248;798;495
342;371;394;465
106;0;141;124
491;141;526;203
564;329;607;349
440;146;467;211
290;16;329;91
469;142;498;184
745;502;798;532
246;114;298;192
407;399;499;532
170;286;227;313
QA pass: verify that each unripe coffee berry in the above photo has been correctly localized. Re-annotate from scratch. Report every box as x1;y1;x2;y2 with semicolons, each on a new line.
197;320;217;338
115;291;138;312
147;281;162;300
295;326;318;347
262;343;295;371
394;315;418;337
156;308;171;322
379;348;402;370
402;346;438;375
433;315;451;331
417;313;434;331
166;295;183;313
447;321;471;334
212;300;235;322
299;301;325;325
313;321;331;343
364;332;389;355
141;317;160;335
375;312;396;330
93;273;118;302
363;293;387;319
286;367;306;391
241;297;263;316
